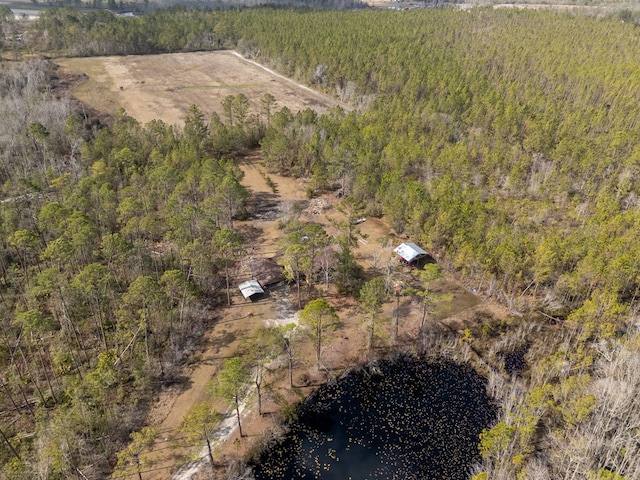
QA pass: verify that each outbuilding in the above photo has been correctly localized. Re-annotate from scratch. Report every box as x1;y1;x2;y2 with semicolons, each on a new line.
238;279;265;301
247;257;286;287
394;242;428;265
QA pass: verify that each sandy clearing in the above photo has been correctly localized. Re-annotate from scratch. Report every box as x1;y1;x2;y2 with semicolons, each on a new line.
57;51;348;127
137;292;285;480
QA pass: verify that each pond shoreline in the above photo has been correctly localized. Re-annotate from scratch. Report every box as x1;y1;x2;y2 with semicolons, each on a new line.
251;353;497;480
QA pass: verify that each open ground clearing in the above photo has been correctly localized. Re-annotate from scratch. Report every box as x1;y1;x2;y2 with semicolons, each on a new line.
58;51;508;480
56;51;348;127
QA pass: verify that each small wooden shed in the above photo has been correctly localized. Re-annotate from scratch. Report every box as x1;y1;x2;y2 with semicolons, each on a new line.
248;257;286;287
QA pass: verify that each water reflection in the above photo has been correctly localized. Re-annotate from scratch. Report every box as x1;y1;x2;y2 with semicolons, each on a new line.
252;355;496;479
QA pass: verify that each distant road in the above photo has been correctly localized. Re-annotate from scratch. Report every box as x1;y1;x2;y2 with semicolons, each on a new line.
1;0;46;18
1;0;622;19
1;1;104;18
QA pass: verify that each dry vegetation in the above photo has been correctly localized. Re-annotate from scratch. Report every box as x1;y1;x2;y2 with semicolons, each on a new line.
56;51;348;127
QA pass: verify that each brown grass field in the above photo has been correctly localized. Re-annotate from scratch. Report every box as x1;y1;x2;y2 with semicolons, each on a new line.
56;50;347;126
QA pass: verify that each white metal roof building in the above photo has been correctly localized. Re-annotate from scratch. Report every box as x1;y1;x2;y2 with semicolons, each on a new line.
393;242;428;263
238;280;265;300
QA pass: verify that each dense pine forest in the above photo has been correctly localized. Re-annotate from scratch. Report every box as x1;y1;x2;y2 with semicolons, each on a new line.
25;7;640;314
2;5;640;479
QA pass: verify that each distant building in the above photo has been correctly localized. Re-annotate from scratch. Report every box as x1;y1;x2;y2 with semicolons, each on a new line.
238;280;265;301
393;242;428;265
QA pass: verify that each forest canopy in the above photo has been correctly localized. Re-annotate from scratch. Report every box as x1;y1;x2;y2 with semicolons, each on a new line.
28;6;640;316
3;5;640;479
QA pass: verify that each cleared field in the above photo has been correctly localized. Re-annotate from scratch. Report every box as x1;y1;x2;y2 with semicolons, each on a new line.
56;51;347;126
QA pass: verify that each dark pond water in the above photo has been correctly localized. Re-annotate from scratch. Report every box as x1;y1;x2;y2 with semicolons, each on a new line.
252;355;496;480
501;343;529;376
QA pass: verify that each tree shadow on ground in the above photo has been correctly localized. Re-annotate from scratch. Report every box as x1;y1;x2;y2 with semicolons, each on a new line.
205;330;238;357
248;192;281;221
236;223;263;243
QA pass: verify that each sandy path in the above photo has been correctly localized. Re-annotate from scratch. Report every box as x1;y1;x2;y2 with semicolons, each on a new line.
135;304;268;479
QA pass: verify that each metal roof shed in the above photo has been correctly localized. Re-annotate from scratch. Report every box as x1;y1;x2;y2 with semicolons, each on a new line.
239;280;265;300
393;242;428;263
